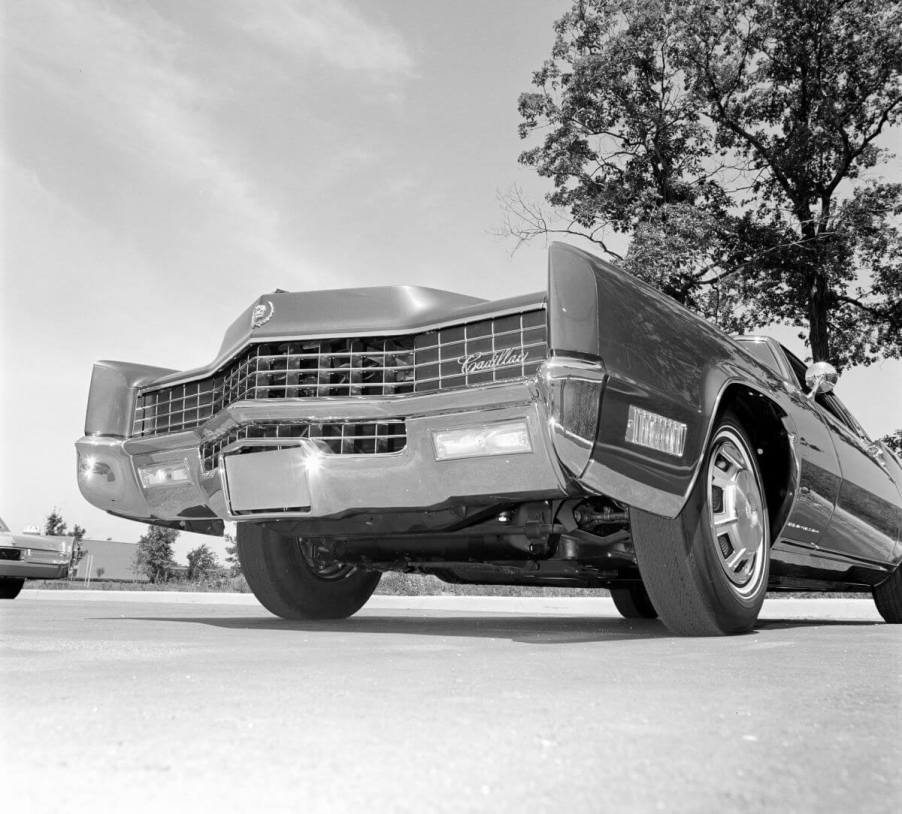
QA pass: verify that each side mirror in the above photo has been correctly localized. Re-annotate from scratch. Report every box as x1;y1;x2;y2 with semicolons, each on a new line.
804;361;838;400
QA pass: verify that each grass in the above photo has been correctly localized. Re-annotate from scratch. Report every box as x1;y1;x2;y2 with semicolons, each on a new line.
26;573;866;598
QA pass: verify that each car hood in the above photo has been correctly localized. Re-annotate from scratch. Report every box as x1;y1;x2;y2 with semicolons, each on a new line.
147;285;545;388
0;530;74;554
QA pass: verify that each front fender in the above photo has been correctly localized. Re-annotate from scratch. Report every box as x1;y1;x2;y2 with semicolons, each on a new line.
548;242;785;517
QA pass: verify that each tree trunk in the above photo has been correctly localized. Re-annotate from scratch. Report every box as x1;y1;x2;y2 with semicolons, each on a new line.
808;270;830;363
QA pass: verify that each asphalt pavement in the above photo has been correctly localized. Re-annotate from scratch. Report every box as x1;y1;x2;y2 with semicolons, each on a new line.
1;592;900;813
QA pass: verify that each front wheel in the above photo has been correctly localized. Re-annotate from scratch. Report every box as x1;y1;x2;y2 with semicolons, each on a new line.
631;414;770;636
237;524;381;620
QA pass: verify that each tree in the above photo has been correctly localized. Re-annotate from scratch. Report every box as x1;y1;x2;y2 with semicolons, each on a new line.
223;529;242;577
134;525;178;584
882;430;902;454
43;508;68;537
43;509;87;574
514;0;902;367
186;544;219;582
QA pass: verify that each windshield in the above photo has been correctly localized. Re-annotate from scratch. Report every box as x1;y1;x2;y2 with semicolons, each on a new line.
734;338;782;376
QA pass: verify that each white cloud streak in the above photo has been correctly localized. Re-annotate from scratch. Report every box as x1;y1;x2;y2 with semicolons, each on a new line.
4;0;417;281
237;0;415;77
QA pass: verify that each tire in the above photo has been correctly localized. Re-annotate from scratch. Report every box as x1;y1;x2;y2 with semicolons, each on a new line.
609;584;658;619
631;413;770;636
872;566;902;623
237;523;381;620
0;578;25;599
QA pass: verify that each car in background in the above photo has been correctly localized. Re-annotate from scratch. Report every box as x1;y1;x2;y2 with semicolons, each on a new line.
0;516;74;599
75;243;902;634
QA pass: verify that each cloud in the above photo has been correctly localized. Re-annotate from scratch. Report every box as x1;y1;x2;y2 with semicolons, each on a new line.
237;0;416;78
4;0;303;278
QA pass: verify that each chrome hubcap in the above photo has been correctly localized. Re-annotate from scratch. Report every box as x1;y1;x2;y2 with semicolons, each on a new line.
706;430;766;598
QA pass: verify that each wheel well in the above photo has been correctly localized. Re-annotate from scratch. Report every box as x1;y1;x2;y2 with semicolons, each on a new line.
716;385;795;541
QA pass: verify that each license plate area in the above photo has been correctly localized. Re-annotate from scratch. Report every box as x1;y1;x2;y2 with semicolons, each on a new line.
223;447;312;514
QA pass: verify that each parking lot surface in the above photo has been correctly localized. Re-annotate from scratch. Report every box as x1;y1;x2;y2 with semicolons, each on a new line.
2;593;899;813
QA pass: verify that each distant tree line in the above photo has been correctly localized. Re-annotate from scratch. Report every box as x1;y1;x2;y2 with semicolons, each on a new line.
133;525;241;585
42;508;86;576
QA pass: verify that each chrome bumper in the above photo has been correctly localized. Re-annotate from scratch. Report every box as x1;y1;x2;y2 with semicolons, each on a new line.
76;363;606;524
0;552;70;580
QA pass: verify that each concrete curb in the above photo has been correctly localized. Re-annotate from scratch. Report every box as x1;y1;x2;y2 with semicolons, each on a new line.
17;589;882;619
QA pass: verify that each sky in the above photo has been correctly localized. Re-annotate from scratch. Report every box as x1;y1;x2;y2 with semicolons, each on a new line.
2;0;900;563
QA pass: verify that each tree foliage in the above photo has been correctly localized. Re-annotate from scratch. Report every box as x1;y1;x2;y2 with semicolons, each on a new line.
223;530;242;577
135;525;178;584
43;509;68;537
514;0;902;368
43;509;87;569
186;544;219;582
881;429;902;454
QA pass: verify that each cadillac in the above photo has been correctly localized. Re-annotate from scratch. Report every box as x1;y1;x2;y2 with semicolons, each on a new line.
0;516;74;598
76;243;902;635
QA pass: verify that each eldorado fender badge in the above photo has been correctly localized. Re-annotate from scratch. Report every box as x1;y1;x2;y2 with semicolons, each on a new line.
251;300;274;328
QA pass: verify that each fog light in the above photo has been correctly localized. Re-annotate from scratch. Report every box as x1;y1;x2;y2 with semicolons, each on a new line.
433;421;532;461
625;406;687;457
137;461;191;488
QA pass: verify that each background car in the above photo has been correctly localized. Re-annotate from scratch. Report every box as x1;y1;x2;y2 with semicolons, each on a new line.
0;516;74;599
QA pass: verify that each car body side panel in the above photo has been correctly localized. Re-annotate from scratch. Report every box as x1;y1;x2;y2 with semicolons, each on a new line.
816;409;902;564
548;243;786;517
773;389;842;545
85;360;177;437
767;346;900;573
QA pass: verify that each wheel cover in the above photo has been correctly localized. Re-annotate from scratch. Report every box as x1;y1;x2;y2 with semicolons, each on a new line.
706;429;767;599
296;539;355;581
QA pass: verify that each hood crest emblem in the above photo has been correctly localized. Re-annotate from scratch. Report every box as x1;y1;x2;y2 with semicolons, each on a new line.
251;300;274;329
459;348;527;375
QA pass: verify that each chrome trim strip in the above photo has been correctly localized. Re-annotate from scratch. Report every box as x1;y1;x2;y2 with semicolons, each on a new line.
122;380;539;455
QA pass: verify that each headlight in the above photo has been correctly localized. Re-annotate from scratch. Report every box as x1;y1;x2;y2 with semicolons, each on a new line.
432;421;532;461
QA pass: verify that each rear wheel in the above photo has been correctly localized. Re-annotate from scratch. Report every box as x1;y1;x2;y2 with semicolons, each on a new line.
609;584;657;619
0;578;25;599
872;566;902;623
237;524;381;620
631;414;770;636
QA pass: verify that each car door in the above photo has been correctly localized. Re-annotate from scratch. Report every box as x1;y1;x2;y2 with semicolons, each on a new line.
811;393;902;565
780;350;901;566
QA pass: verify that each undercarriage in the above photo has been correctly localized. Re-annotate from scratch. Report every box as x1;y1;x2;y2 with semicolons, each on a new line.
261;496;641;589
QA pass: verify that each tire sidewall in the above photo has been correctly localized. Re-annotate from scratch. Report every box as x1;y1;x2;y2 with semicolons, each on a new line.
237;523;380;619
684;415;771;627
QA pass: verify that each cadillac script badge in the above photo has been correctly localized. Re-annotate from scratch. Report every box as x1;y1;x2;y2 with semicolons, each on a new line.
459;348;527;374
251;300;274;328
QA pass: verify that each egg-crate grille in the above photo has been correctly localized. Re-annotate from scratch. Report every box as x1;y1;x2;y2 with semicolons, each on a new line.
132;309;546;437
201;420;407;472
